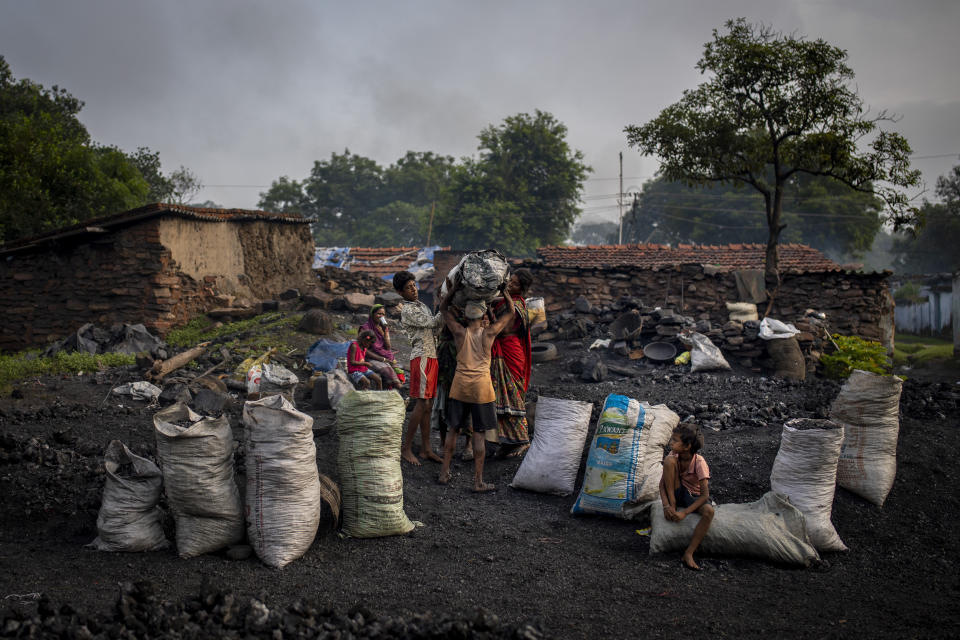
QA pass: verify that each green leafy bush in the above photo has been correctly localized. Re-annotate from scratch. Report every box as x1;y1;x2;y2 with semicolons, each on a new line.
820;334;891;379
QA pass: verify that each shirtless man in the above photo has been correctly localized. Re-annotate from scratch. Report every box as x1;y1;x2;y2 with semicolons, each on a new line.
437;276;514;492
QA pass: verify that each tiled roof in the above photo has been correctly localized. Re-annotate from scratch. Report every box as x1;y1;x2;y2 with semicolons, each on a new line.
0;203;308;254
347;247;424;279
537;243;843;272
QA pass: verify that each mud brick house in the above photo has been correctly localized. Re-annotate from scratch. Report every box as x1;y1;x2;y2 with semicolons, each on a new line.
0;204;314;352
433;243;895;350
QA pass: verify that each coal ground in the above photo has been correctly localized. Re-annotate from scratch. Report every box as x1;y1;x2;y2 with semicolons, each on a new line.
0;323;958;639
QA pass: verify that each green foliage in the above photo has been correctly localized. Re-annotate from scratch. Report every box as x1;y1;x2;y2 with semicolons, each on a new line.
624;174;883;259
624;19;920;280
820;334;891;379
258;112;590;254
892;282;927;305
893;334;955;367
890;161;960;274
0;350;135;391
0;57;201;244
165;312;302;353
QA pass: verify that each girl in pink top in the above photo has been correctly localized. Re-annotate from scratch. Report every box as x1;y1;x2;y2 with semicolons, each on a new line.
347;330;382;390
659;422;715;570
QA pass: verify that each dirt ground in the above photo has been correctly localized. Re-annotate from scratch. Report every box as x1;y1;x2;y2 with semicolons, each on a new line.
1;315;958;639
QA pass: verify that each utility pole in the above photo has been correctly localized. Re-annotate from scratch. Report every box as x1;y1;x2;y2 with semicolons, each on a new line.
426;201;436;246
617;152;624;244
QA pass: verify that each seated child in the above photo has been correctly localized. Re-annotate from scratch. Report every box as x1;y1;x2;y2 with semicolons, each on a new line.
658;421;715;570
347;330;383;390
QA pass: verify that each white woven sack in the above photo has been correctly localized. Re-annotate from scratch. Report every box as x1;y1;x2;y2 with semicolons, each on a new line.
830;370;903;506
243;394;322;568
650;492;820;567
337;390;413;537
154;403;244;557
571;397;678;516
511;396;593;496
770;419;847;552
89;440;169;552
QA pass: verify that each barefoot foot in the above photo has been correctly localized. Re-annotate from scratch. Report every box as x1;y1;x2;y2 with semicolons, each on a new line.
682;553;700;571
438;470;451;485
472;482;497;493
419;450;443;463
402;451;422;466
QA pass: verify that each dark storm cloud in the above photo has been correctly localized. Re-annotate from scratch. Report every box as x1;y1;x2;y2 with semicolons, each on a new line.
1;0;957;213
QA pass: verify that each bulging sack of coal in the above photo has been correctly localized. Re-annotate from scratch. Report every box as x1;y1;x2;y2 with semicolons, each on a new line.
571;395;678;516
336;390;413;537
154;403;245;558
89;440;169;552
443;249;509;305
830;370;903;506
770;418;846;552
511;396;594;496
243;394;322;568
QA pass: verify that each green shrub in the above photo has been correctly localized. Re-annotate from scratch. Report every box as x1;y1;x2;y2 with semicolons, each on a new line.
893;282;927;305
0;350;136;391
820;334;891;379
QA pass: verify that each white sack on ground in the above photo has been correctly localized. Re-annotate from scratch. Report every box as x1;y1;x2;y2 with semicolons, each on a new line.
89;440;169;552
326;369;354;410
511;396;593;496
759;317;800;340
830;370;903;506
571;396;678;516
770;418;847;552
154;403;244;557
649;492;820;567
258;363;299;399
681;332;731;373
336;390;413;537
243;394;323;568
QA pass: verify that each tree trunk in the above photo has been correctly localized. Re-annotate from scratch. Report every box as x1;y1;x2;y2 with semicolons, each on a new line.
764;187;784;288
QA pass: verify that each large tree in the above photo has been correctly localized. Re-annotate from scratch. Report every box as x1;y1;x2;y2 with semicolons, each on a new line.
623;173;883;260
0;56;150;243
431;110;590;254
891;161;960;274
625;19;920;284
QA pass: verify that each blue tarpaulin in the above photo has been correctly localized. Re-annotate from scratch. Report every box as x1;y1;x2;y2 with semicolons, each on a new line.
306;338;351;372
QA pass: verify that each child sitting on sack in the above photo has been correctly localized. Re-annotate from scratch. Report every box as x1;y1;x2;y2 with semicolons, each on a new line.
658;422;715;570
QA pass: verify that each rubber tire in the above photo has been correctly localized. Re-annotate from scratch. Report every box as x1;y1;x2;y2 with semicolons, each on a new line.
531;342;558;363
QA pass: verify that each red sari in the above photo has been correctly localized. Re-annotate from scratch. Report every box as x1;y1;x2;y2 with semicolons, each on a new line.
489;298;532;445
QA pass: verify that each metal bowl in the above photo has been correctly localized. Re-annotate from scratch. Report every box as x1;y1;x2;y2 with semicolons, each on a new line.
643;341;677;362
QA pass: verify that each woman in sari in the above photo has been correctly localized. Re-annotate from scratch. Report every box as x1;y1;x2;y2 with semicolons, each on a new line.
359;304;403;389
488;268;533;457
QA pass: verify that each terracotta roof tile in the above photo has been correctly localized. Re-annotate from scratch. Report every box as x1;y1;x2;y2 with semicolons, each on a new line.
537;243;843;273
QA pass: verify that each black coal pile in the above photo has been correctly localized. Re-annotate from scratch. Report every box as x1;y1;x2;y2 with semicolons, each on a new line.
0;581;548;639
899;379;960;419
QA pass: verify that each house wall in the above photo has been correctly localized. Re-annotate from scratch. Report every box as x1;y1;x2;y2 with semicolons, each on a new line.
524;263;893;348
0;217;314;353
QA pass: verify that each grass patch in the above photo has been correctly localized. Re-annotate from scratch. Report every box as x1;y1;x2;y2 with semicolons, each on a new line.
166;312;304;353
0;350;136;391
894;334;955;367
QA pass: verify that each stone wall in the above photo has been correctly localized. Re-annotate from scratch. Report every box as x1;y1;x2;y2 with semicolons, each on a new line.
0;217;315;353
522;262;893;348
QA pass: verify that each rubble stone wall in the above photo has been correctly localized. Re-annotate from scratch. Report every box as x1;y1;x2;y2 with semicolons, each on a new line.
524;263;893;345
0;218;315;353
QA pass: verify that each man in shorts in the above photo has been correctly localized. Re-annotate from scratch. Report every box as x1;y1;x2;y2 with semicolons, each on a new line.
393;270;443;465
437;276;515;492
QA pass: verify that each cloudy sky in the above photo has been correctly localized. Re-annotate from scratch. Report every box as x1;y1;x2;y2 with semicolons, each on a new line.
2;0;958;226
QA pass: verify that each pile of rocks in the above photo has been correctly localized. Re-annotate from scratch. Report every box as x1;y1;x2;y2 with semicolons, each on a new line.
0;582;547;639
539;295;832;374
